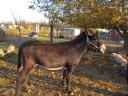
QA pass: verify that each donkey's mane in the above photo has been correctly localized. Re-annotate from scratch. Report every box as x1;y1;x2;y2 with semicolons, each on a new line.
72;32;87;44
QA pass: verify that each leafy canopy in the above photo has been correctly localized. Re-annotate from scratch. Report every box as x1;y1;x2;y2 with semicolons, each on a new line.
29;0;128;29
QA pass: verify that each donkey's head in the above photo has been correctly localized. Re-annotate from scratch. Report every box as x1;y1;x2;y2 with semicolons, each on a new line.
86;29;106;54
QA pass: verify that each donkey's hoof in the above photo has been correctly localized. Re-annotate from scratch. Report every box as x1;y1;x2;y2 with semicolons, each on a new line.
62;83;67;88
65;90;74;95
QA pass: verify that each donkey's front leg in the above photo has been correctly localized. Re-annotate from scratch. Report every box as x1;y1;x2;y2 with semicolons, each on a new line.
65;65;74;95
62;68;67;87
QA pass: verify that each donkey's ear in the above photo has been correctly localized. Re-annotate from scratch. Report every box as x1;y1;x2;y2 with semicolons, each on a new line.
87;29;99;40
88;33;98;40
80;29;88;34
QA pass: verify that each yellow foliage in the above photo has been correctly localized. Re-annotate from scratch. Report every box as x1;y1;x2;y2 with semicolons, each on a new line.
0;78;8;84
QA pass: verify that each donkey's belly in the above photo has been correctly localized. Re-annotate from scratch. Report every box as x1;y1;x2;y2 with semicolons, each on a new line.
38;55;66;69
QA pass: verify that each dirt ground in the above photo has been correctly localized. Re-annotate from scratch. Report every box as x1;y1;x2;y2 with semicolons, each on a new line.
0;38;128;96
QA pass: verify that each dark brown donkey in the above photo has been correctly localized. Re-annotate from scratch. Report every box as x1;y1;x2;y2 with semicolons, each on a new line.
15;30;105;95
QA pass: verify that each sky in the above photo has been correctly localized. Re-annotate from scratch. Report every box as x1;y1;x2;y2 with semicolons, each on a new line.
0;0;47;23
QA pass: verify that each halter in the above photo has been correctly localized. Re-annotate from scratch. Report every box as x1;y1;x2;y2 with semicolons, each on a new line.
86;35;99;52
89;41;99;49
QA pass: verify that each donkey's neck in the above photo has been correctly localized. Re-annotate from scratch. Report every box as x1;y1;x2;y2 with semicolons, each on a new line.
76;40;88;55
72;34;88;55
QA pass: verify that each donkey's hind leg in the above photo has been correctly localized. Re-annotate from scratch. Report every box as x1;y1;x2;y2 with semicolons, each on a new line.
65;65;74;95
16;71;28;96
15;63;35;96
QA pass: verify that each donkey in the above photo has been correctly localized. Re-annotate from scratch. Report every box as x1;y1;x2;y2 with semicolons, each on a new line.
15;30;105;95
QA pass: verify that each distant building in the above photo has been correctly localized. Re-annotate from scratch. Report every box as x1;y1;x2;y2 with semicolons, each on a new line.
61;28;80;38
109;30;122;41
29;23;40;38
0;24;5;28
98;29;109;40
32;23;40;33
98;29;122;41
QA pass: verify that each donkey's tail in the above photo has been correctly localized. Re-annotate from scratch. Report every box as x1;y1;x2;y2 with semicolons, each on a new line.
17;45;23;72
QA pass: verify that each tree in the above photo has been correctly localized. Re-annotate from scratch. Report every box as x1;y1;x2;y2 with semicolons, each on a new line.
29;0;128;50
115;0;128;50
64;0;128;50
29;0;64;43
11;10;22;38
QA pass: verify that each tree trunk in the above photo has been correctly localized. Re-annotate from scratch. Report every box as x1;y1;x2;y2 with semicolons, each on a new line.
123;30;128;50
18;27;21;37
50;24;53;43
